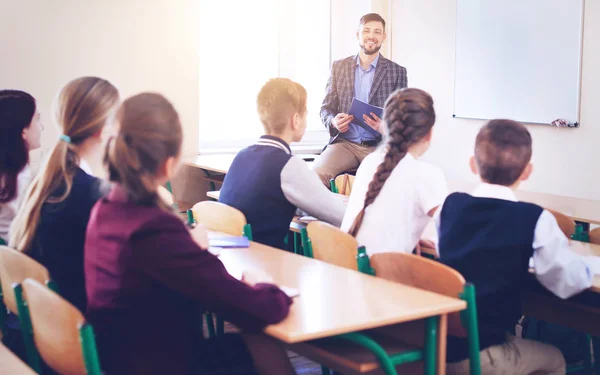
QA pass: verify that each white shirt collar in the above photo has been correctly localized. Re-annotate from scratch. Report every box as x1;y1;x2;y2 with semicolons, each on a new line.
79;159;93;175
471;183;518;202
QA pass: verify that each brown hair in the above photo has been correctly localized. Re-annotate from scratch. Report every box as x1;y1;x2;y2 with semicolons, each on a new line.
106;93;182;209
360;13;386;30
348;88;436;237
257;78;307;136
0;90;36;203
474;119;532;186
10;77;119;251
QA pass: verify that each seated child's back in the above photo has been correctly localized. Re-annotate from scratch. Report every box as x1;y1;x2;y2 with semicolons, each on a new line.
437;119;600;375
220;78;345;249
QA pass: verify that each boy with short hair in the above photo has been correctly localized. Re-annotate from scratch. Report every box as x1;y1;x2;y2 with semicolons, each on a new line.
436;119;600;374
220;78;345;249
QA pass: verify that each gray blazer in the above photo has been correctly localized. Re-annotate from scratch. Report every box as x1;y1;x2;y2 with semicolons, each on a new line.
320;54;408;143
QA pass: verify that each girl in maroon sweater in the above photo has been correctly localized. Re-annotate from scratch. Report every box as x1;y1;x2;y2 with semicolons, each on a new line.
85;93;295;375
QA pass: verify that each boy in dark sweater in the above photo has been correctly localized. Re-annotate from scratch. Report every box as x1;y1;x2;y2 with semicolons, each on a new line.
220;78;345;249
437;119;600;374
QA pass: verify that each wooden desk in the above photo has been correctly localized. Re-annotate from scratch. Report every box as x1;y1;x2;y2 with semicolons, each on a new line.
218;241;465;342
184;154;236;174
207;190;220;200
447;179;600;225
185;154;316;175
0;343;36;374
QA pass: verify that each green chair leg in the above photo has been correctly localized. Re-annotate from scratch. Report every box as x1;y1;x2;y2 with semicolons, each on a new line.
14;284;42;373
460;283;481;375
300;228;313;258
423;316;438;375
293;232;304;256
80;323;103;375
243;224;253;241
320;365;331;375
338;332;398;375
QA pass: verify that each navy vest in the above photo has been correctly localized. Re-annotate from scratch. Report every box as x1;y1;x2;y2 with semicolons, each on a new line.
219;138;295;250
439;192;543;362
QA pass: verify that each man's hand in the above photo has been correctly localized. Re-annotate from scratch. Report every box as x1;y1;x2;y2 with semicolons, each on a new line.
332;113;354;133
363;112;382;132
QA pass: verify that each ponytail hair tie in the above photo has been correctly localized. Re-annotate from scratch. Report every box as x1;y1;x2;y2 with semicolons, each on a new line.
59;134;71;144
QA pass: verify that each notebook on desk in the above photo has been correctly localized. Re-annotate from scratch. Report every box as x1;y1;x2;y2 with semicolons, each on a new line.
209;236;250;248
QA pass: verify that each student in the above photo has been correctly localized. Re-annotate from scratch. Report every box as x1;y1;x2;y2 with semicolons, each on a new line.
219;78;345;250
0;90;42;244
341;88;447;255
10;77;119;313
85;92;295;375
437;119;600;374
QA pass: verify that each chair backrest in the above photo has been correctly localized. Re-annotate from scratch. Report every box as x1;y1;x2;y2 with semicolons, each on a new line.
589;227;600;245
0;246;50;314
334;174;355;196
192;201;247;236
22;279;101;375
306;221;359;270
547;209;576;238
370;253;468;337
158;185;175;206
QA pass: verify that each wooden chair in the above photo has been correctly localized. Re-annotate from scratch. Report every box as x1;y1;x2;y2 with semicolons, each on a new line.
158;185;175;206
191;201;252;239
292;251;480;375
330;173;355;196
0;246;58;371
588;227;600;245
302;221;358;269
190;201;252;337
20;279;102;375
0;342;36;374
547;209;576;238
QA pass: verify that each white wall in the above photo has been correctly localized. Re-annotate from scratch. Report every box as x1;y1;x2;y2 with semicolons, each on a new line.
391;0;600;200
0;0;200;166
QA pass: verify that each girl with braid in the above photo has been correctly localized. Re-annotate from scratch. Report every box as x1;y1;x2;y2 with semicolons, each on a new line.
341;88;447;255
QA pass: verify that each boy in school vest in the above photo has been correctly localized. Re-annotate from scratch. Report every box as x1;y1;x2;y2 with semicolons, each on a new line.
436;119;600;374
219;78;345;250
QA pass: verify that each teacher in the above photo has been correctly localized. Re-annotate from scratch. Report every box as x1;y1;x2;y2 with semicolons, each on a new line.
314;13;408;186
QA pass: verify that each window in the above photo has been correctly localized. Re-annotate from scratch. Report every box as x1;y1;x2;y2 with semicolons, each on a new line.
198;0;331;151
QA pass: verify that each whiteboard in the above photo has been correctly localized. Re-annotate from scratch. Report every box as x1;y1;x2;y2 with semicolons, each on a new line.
453;0;584;126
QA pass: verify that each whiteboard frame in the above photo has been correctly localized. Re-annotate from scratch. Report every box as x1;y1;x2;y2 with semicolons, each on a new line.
452;0;585;127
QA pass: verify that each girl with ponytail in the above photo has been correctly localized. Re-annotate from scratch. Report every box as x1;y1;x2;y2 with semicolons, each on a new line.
85;93;294;375
10;76;119;312
341;88;447;255
0;90;42;243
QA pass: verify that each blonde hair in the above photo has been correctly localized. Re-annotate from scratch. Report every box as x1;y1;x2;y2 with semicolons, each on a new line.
106;93;182;210
10;77;119;251
257;78;307;136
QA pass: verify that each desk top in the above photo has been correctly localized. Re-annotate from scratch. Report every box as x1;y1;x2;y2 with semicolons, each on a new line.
447;179;600;225
218;241;465;344
185;154;316;175
0;343;35;374
184;154;236;174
